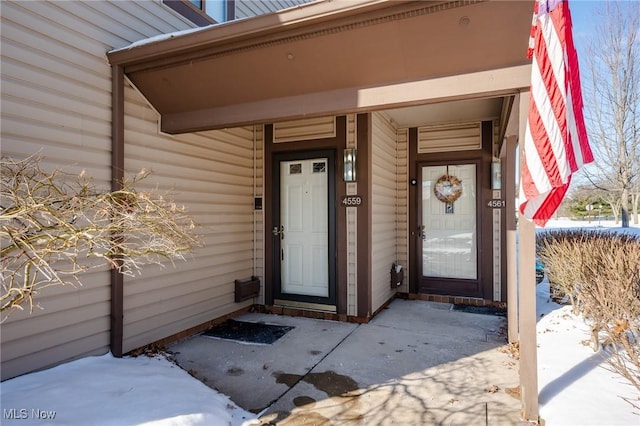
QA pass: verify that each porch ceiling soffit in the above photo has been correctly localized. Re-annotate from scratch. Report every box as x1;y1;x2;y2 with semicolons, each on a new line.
107;0;533;134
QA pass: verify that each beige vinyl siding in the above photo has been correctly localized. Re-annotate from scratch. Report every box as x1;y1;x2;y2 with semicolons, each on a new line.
273;117;336;143
0;0;194;380
371;112;399;312
0;269;111;381
418;122;482;153
122;84;256;352
234;0;314;19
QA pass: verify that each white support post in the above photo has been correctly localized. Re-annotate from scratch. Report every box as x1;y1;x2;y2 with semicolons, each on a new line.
519;216;539;421
518;91;539;422
505;134;518;344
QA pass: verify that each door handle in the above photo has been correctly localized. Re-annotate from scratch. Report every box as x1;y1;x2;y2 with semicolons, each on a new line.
272;225;285;240
418;225;426;240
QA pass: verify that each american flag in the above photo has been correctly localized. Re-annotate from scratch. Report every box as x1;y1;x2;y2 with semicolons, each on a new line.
520;0;594;226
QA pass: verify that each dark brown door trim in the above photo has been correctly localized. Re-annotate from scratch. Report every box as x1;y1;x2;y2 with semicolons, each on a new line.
408;127;419;294
416;158;483;298
264;117;348;313
408;121;494;300
272;150;337;306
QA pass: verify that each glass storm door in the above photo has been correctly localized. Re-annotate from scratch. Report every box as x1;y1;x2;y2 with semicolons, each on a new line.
273;151;336;306
419;163;479;296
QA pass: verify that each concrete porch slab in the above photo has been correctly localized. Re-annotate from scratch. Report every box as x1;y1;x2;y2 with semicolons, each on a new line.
168;299;522;425
168;313;358;413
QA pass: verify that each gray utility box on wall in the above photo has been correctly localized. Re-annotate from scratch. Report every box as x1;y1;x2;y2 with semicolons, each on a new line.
235;276;260;302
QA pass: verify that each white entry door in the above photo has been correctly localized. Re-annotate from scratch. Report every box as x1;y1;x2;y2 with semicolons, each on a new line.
280;158;329;297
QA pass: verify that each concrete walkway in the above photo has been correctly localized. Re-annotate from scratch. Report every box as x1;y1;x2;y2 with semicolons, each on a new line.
168;299;522;425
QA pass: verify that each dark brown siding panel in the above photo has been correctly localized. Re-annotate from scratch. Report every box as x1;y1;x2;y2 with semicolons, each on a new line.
408;128;418;294
111;64;125;358
356;113;372;318
264;124;275;306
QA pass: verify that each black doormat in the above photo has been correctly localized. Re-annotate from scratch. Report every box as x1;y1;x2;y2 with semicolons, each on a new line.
203;319;294;344
452;304;507;317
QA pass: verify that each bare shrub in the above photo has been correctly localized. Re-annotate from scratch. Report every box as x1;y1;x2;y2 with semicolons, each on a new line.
579;233;640;402
1;155;201;321
536;230;589;308
537;229;640;401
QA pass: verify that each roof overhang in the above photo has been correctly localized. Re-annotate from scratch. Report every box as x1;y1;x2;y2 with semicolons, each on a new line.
107;0;533;134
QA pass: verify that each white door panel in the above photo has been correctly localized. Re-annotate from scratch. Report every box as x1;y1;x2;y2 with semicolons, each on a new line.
281;159;329;297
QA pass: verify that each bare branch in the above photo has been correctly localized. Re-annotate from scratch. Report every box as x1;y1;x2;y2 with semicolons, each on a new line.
1;155;202;321
537;230;640;407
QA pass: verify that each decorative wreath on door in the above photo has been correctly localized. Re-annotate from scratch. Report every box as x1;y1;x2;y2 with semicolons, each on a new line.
434;174;463;203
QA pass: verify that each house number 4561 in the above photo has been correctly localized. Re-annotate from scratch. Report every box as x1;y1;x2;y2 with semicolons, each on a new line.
486;199;506;208
342;195;363;207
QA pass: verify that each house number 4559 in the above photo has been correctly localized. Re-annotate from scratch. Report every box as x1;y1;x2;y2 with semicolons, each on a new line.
342;195;363;207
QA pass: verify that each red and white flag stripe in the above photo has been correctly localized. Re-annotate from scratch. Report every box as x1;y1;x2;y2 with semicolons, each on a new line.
520;0;593;226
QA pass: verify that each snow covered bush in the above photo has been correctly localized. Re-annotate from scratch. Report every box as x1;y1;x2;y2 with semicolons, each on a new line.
537;229;640;399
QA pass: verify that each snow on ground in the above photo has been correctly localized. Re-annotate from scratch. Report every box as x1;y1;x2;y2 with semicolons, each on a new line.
0;219;638;425
537;219;639;425
0;354;259;426
536;281;639;425
539;217;640;236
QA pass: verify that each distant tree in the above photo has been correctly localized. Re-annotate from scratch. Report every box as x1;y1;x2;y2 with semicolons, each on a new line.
598;190;622;223
566;185;613;221
1;155;201;321
632;174;640;224
566;187;595;219
581;2;640;228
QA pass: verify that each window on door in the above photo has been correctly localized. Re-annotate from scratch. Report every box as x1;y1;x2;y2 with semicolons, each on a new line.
421;164;477;280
